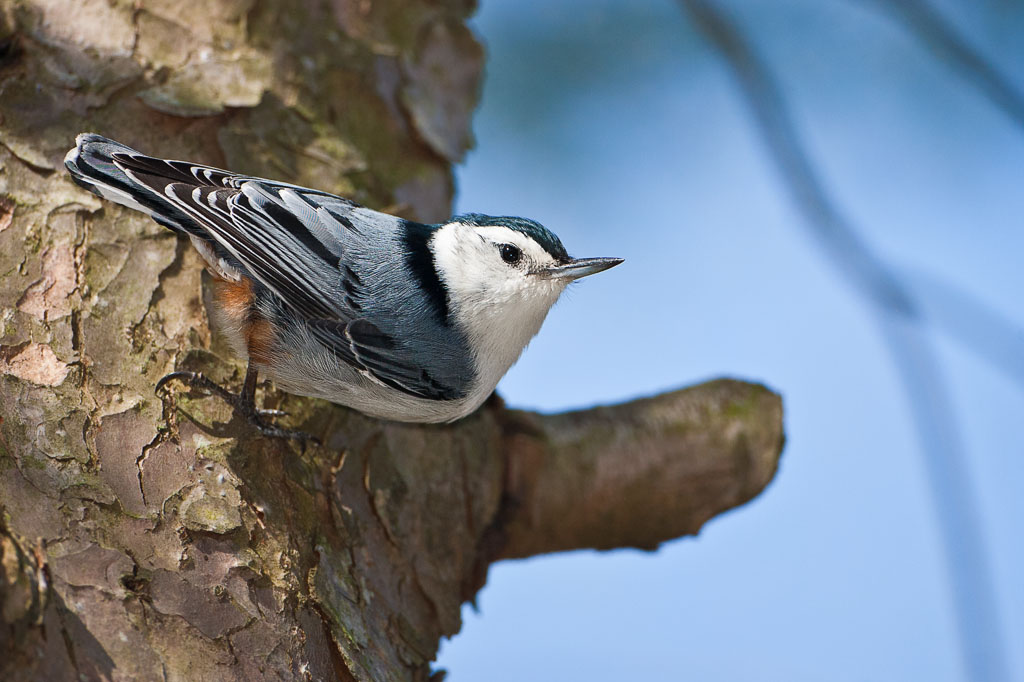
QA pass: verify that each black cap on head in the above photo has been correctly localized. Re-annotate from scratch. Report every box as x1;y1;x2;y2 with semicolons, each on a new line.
454;213;570;264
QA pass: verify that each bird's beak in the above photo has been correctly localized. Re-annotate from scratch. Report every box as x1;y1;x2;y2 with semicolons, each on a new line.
537;257;624;280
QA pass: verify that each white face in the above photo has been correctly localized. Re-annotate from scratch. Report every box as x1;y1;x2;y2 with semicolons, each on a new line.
430;222;572;390
431;222;570;312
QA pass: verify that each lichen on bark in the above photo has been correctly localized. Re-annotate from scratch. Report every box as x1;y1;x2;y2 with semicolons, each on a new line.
0;1;784;680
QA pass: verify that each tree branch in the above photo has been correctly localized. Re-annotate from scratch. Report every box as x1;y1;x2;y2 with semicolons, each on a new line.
498;380;783;559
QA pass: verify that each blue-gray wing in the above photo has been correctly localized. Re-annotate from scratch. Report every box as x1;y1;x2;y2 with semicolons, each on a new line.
108;151;472;401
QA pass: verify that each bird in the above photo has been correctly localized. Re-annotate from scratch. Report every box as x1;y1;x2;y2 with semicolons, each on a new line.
65;133;623;438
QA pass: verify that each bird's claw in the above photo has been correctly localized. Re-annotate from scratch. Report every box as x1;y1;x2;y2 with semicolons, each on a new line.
156;370;318;444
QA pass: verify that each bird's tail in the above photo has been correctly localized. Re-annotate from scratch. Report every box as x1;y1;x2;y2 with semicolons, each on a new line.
64;133;197;235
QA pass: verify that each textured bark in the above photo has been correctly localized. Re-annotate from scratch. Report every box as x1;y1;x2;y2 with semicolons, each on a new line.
0;1;784;680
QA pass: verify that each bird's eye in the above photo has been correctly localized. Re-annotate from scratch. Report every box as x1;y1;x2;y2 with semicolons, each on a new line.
499;243;522;266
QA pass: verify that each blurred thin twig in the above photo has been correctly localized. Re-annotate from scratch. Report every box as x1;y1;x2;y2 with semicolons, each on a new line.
677;1;1010;680
861;0;1024;129
903;268;1024;390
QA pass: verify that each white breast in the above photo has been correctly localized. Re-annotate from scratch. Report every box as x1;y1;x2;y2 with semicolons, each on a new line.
430;223;568;400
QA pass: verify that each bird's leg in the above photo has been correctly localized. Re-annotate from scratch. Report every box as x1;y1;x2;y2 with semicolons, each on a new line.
237;361;287;419
156;360;319;443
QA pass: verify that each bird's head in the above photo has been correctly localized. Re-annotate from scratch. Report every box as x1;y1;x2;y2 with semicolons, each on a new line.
429;214;622;379
431;213;622;311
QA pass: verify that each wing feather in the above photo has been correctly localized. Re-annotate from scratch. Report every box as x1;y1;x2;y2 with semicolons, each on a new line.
108;150;469;401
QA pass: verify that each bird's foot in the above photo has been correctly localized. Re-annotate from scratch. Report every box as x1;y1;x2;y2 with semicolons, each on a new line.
156;371;320;443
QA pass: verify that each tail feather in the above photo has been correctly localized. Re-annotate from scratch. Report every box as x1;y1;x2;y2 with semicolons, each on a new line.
65;134;196;233
64;134;251;280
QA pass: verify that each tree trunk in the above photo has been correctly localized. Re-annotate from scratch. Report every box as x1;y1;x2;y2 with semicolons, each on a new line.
0;1;784;680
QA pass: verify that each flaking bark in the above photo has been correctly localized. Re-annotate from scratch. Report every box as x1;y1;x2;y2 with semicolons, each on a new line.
0;1;784;680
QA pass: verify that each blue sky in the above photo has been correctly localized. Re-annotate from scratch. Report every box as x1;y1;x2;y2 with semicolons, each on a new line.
437;0;1024;680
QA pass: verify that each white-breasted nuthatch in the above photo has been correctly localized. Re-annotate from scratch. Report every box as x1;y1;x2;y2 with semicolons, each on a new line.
65;134;622;437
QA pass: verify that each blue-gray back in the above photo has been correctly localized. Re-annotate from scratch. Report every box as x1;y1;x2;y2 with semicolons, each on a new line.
68;136;474;401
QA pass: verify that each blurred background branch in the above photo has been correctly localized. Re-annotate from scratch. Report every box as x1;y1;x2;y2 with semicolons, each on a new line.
901;267;1024;391
678;1;1010;680
860;0;1024;129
